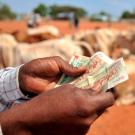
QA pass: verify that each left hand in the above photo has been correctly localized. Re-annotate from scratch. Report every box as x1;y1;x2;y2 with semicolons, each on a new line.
0;84;114;135
19;56;86;94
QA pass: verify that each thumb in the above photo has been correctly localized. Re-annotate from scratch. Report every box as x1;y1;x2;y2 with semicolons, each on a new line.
86;91;115;113
92;92;115;112
55;57;87;77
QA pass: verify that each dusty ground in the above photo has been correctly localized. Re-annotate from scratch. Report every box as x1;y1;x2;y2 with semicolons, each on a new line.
0;20;135;35
0;20;135;135
89;105;135;135
0;20;27;33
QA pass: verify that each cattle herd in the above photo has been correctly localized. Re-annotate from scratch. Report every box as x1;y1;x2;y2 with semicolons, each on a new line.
0;25;135;105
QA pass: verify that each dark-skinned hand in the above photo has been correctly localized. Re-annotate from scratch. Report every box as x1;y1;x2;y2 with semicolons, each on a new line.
0;84;114;135
19;56;86;94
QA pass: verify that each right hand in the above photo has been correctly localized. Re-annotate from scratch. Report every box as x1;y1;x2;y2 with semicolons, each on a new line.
0;84;114;135
19;56;86;94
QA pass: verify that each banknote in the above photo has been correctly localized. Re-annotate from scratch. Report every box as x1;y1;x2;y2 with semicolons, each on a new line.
56;52;128;92
72;58;128;91
107;58;128;90
57;52;113;85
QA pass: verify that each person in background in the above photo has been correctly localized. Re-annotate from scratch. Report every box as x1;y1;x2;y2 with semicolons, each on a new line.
73;14;79;29
28;13;41;28
69;13;79;30
0;56;114;135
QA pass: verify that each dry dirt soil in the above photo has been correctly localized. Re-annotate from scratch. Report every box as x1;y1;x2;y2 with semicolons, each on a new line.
0;20;135;35
89;105;135;135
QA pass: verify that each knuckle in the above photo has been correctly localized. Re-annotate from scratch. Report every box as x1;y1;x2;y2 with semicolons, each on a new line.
73;89;90;117
74;89;89;99
73;88;84;98
54;56;62;61
53;56;65;67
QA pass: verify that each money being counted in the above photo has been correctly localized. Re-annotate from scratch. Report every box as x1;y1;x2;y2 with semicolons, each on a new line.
56;52;128;92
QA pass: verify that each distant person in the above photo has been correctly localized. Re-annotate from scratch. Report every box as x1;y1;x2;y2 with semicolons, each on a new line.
69;12;74;29
73;14;79;29
69;13;79;30
28;13;41;28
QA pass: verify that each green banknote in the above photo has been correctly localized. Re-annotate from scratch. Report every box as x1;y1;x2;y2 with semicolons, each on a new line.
56;52;128;92
57;52;113;85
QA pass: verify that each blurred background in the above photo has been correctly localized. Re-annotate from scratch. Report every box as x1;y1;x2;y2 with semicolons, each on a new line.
0;0;135;135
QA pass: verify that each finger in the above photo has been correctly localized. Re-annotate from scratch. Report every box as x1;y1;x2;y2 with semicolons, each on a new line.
81;113;98;126
88;92;115;112
55;57;87;76
107;88;118;100
45;82;57;90
85;88;101;96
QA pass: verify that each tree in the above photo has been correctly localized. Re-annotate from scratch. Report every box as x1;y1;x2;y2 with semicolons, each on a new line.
33;3;48;16
121;10;135;19
0;4;16;20
99;11;109;16
49;5;87;18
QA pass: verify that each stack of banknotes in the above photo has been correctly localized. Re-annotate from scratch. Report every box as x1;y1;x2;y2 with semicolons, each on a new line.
56;52;128;92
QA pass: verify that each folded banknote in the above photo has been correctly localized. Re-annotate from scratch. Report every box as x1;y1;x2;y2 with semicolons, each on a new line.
56;52;128;92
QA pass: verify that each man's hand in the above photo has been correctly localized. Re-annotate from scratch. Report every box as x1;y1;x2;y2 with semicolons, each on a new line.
0;84;114;135
19;56;86;94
